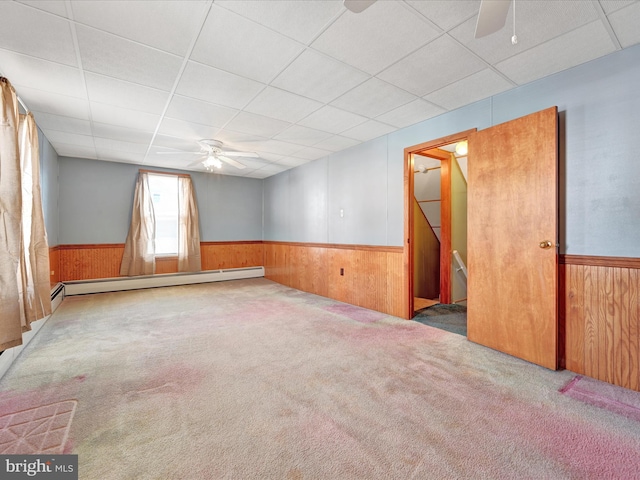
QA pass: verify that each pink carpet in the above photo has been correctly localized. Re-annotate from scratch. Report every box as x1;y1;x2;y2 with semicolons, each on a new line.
560;375;640;422
0;278;639;478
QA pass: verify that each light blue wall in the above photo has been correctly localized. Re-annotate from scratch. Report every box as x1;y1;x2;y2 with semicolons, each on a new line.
264;43;640;256
38;127;59;247
264;158;328;242
58;157;263;244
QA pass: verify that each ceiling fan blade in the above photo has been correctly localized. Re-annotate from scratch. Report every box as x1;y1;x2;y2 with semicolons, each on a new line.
343;0;376;14
475;0;511;38
187;158;206;168
217;155;246;170
220;151;259;158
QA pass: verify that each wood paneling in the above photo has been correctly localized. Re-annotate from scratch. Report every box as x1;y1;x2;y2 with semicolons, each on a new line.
561;254;640;269
200;242;264;270
413;199;439;300
49;246;60;287
59;244;125;281
57;242;264;282
562;258;640;392
264;242;404;317
439;152;452;305
155;257;178;275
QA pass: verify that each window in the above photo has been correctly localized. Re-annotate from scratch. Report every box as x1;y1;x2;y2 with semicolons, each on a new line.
147;174;179;255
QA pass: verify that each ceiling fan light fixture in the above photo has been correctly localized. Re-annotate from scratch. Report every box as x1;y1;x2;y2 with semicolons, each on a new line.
203;155;222;171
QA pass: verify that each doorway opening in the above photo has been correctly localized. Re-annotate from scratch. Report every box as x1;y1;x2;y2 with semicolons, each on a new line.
403;129;476;324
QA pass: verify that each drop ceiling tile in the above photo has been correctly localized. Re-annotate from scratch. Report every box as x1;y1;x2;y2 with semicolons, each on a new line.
275;156;310;167
272;49;369;103
253;152;283;163
94;137;148;155
297;105;367;134
192;5;304;83
312;135;361;152
222;157;270;170
31;111;91;135
15;86;90;119
96;149;145;164
376;99;445;129
85;73;169;115
151;134;204;152
0;50;84;98
331;77;418;117
340;119;395;142
52;143;97;159
243;169;273;179
143;155;197;171
44;129;94;148
225;112;291;138
249;139;303;156
176;61;265;110
76;25;182;91
424;69;513;111
70;0;209;56
254;163;289;175
92;122;154;145
406;0;479;31
245;86;322;123
157;118;220;142
212;129;270;149
290;146;332;161
378;35;486;97
0;2;76;66
449;1;600;65
495;21;617;85
274;125;333;147
17;1;68;17
215;0;343;44
608;2;640;48
90;102;160;131
165;95;238;129
600;0;637;14
311;1;440;75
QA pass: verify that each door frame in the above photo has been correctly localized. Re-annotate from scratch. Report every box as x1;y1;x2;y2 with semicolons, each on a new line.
403;129;476;319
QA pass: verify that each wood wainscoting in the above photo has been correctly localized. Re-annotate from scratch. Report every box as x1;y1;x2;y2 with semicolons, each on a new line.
49;245;60;286
561;255;640;392
53;241;265;282
50;240;403;317
263;241;404;318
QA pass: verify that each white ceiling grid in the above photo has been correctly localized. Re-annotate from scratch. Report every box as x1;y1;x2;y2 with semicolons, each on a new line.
0;0;637;178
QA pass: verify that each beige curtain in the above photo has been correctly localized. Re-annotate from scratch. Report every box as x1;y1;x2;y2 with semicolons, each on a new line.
178;176;201;272
120;172;156;276
18;112;51;329
0;77;23;350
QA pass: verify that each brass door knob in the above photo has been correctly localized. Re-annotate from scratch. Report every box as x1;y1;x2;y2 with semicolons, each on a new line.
539;240;553;249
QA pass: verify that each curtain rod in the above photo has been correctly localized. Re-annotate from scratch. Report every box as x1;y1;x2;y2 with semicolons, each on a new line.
139;168;191;178
1;76;30;113
17;95;29;114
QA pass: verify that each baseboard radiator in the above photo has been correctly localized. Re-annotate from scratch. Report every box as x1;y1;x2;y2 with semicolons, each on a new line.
0;282;66;380
63;266;265;296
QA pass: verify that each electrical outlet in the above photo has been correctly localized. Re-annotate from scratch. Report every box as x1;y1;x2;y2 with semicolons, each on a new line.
340;268;344;276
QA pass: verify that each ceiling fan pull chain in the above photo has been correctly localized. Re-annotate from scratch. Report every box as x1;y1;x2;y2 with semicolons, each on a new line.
512;0;518;45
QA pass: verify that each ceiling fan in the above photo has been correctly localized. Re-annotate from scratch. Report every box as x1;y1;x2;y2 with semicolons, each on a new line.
474;0;513;39
158;139;258;171
344;0;513;40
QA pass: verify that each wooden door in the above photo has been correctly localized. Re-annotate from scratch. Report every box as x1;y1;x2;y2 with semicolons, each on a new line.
467;107;558;370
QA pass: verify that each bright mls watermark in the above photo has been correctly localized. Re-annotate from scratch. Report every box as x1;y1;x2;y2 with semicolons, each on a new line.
1;455;77;479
